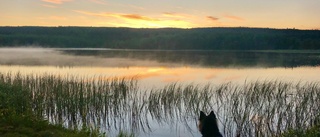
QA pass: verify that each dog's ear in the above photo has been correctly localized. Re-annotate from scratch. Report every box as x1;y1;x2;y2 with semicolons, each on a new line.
208;111;217;119
200;111;206;120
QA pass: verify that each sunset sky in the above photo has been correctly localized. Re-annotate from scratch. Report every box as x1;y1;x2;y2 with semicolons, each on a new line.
1;0;319;29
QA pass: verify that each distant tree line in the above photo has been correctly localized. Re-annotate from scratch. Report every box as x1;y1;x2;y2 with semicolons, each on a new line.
0;26;320;50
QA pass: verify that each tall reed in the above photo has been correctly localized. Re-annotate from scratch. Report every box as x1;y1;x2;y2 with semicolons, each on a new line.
0;72;319;137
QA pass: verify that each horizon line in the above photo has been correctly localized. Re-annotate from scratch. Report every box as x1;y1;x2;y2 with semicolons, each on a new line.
0;25;319;31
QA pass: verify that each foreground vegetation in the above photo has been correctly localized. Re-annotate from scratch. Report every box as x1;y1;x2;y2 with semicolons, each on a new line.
0;112;100;137
0;82;102;137
0;72;320;136
1;26;320;50
0;77;135;137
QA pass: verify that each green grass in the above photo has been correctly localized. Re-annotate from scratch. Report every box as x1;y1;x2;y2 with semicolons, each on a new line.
0;112;133;137
0;79;135;137
1;72;320;136
0;112;100;137
280;125;320;137
0;82;103;137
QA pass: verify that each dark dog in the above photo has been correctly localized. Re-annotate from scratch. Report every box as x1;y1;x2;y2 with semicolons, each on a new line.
198;111;223;137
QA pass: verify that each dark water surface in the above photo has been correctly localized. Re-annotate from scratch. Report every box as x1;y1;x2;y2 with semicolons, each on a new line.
59;49;320;68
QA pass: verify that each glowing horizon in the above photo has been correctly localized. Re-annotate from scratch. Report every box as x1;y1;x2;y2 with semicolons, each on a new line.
0;0;320;30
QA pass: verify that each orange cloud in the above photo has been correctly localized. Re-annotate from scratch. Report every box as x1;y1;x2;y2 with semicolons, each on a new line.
73;10;159;21
73;10;158;21
207;16;219;21
72;10;115;18
120;14;159;21
224;14;244;21
162;12;185;18
42;0;73;4
73;10;194;28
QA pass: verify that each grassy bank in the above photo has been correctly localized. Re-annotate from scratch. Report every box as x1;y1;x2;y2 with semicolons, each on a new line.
0;72;320;136
0;111;100;137
0;77;135;137
0;82;102;137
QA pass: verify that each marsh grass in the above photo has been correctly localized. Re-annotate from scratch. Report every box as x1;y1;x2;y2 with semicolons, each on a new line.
0;72;319;137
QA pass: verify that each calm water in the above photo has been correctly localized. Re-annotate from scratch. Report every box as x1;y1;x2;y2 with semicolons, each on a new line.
1;48;319;88
1;48;320;137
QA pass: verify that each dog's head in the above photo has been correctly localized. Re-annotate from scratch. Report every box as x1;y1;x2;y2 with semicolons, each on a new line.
198;111;222;137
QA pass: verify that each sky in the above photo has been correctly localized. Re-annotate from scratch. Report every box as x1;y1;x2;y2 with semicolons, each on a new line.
0;0;320;29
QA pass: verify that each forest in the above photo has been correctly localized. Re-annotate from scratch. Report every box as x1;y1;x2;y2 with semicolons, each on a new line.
0;26;320;50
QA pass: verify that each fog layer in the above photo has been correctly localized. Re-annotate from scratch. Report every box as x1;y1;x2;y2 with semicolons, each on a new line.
0;48;178;67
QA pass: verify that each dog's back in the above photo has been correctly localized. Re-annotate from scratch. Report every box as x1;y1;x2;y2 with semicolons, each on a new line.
198;111;223;137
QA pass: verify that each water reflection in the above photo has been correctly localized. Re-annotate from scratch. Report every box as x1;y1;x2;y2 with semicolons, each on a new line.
60;49;320;68
1;71;319;137
1;48;320;68
1;48;320;137
0;48;178;67
0;65;319;89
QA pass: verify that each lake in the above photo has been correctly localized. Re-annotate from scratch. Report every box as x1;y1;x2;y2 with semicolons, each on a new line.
1;48;320;137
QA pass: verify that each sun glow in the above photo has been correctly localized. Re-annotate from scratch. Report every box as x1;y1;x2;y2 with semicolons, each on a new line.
0;0;319;29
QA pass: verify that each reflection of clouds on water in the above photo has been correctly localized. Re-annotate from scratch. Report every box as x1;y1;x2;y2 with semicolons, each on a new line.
204;69;224;80
162;77;181;82
1;65;320;89
1;48;320;137
162;76;196;83
1;47;320;88
2;48;320;68
205;74;217;80
223;75;242;81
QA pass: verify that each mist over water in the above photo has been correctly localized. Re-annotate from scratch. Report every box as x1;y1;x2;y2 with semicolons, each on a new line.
1;47;320;136
1;47;319;87
2;47;320;68
0;48;179;67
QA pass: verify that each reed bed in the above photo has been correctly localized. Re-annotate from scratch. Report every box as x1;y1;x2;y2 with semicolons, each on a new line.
0;72;319;137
